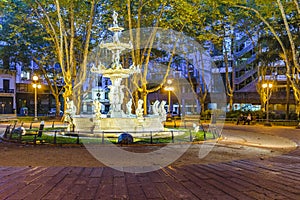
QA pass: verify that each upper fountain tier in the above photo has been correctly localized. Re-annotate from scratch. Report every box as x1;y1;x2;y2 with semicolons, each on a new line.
91;11;139;78
100;10;132;56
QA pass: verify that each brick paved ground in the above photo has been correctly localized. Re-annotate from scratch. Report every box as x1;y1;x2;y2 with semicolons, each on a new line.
0;125;300;199
0;151;299;200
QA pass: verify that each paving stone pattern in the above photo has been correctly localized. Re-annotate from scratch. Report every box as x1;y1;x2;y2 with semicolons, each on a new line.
0;148;299;200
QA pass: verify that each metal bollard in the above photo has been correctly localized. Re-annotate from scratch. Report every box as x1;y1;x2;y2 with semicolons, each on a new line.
54;131;57;144
33;132;37;145
18;131;22;143
76;132;79;144
102;131;104;144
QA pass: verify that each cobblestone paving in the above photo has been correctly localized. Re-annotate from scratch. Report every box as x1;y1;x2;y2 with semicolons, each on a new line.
0;148;299;200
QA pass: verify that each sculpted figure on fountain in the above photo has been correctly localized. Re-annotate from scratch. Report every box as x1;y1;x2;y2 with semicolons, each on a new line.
112;11;118;27
126;99;133;116
93;100;102;119
158;100;167;122
65;97;76;117
152;100;160;115
64;97;76;131
136;99;144;119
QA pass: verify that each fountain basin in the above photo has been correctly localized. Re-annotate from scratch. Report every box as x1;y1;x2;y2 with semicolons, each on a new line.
72;115;164;134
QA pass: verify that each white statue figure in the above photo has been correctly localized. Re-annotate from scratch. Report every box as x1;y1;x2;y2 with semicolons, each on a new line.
158;100;167;121
112;11;118;27
152;100;160;115
193;123;199;132
64;97;76;131
65;97;76;117
93;100;102;118
108;78;125;115
136;99;144;118
126;99;132;116
108;85;118;111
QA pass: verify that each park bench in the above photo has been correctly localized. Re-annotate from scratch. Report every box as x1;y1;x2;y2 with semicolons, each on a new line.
22;121;45;144
183;115;203;128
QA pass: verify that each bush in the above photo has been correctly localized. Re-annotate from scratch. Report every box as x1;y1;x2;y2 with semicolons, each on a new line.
226;110;243;118
289;112;298;120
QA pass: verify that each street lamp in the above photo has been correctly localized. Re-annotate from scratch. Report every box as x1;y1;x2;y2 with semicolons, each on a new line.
262;82;273;126
1;103;5;114
32;75;41;121
165;79;174;114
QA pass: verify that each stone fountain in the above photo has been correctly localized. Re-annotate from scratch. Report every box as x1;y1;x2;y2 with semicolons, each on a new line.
67;11;166;134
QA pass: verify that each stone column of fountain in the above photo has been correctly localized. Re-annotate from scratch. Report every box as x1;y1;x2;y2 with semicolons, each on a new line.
91;11;139;118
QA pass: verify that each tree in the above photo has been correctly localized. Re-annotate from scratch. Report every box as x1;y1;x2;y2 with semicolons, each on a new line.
25;0;104;114
224;0;300;117
98;0;208;114
1;1;71;117
34;58;64;117
0;1;34;70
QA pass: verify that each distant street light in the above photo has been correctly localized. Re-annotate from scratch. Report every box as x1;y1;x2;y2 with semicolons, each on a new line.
165;79;174;113
262;82;273;126
1;103;5;114
32;75;41;121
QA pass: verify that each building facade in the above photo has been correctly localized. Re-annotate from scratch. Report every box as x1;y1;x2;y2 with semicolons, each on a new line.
0;68;16;114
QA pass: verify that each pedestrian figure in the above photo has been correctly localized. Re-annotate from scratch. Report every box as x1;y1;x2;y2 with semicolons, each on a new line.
244;114;252;125
236;114;244;125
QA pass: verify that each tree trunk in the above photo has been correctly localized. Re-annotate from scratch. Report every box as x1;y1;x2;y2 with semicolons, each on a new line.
228;94;234;111
54;94;61;118
286;79;290;120
143;91;148;115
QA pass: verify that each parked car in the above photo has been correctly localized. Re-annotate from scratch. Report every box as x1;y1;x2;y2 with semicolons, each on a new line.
48;108;63;116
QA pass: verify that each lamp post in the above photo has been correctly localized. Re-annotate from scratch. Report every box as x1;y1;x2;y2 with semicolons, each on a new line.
165;79;174;114
262;82;273;126
32;75;41;121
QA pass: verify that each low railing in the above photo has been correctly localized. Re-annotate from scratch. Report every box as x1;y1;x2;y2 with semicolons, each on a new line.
2;124;223;145
1;118;227;145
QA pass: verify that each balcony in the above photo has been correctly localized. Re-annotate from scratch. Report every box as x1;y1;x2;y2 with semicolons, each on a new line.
234;69;257;84
0;88;14;93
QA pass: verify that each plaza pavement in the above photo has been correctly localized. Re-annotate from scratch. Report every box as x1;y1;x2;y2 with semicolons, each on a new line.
0;123;299;199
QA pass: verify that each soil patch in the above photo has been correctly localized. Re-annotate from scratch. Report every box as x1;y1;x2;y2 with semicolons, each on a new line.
0;141;292;167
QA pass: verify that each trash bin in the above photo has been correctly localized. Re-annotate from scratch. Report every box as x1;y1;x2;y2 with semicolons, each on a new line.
118;133;133;144
20;107;28;116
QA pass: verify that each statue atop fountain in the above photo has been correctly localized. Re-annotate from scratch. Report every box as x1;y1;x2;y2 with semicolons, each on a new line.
112;11;118;28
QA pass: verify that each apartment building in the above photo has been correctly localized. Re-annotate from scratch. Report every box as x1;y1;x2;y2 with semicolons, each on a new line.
0;68;16;114
213;29;296;114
